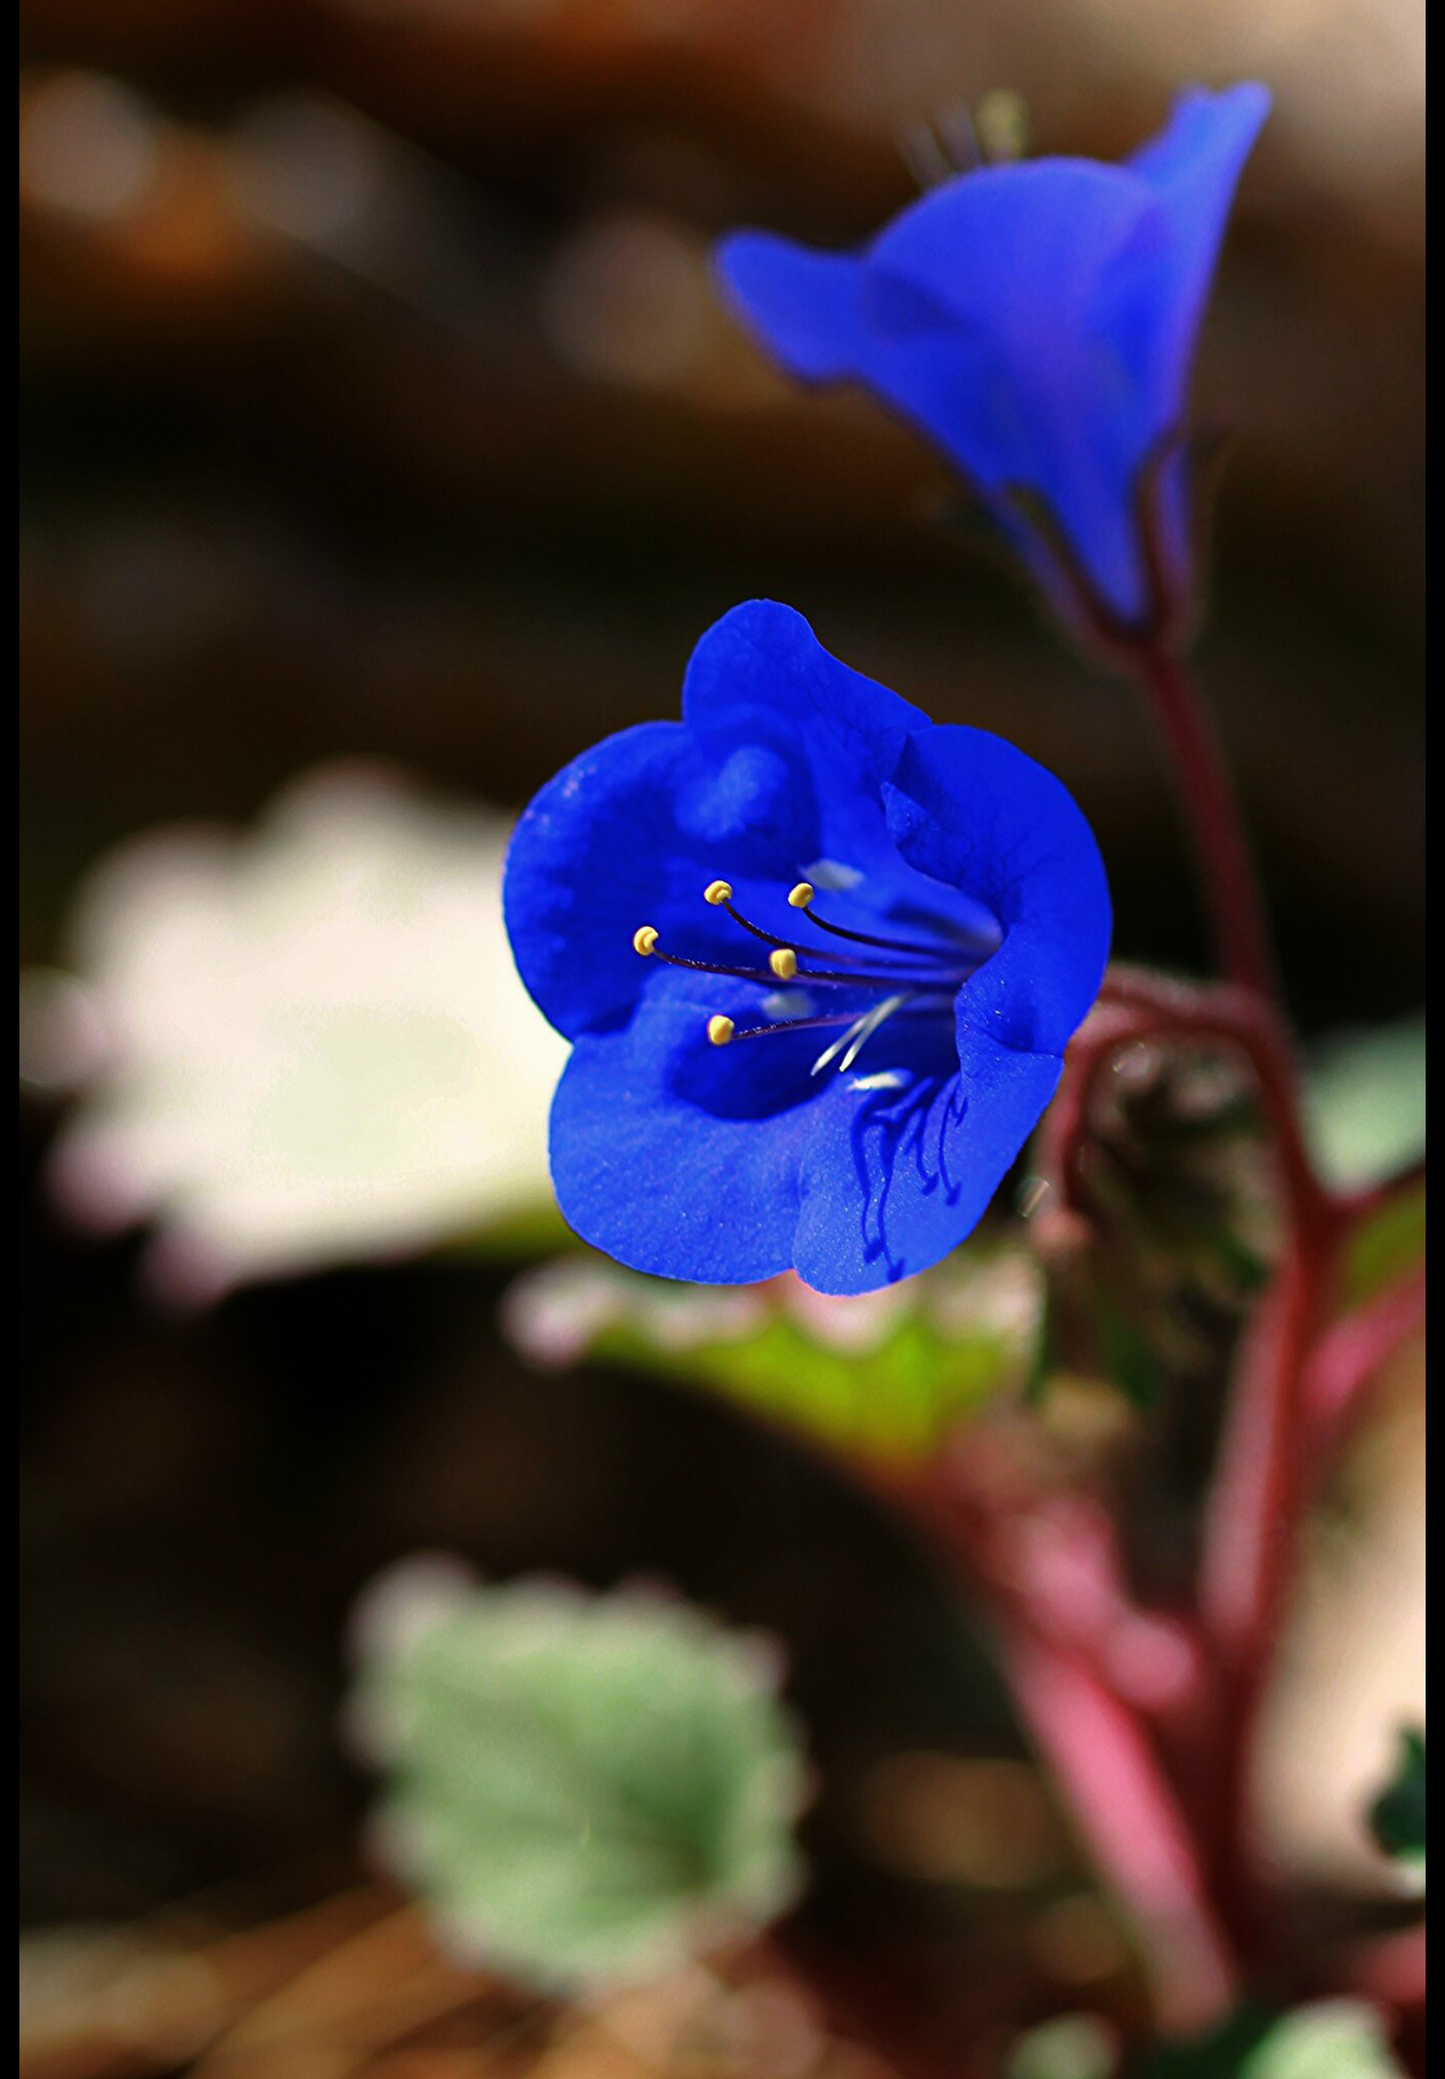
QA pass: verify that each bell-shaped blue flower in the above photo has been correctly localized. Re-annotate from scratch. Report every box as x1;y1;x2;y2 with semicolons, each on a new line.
504;602;1110;1294
716;86;1269;634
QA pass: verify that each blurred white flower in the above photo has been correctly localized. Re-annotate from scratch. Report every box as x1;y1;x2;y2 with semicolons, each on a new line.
27;765;567;1302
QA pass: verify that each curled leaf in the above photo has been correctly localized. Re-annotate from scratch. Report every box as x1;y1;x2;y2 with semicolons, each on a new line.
503;1249;1040;1463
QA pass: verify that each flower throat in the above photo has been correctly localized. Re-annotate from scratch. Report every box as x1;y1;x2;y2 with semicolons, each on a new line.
632;878;994;1077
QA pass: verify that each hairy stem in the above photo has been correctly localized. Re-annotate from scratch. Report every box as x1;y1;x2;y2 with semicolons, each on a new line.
1037;977;1347;1944
1044;977;1325;1229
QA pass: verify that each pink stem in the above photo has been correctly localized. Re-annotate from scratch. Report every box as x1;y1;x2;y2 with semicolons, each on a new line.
1000;1621;1240;2035
896;1455;1236;2033
1340;1923;1428;2015
1195;1160;1342;1940
1198;1249;1324;1670
1195;1250;1329;1949
1305;1263;1428;1442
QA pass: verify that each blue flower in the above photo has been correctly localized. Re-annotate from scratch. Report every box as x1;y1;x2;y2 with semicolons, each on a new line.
716;85;1269;634
504;601;1110;1294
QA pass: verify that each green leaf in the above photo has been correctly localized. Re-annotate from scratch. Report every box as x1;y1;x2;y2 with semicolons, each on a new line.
1241;2002;1402;2079
1368;1727;1426;1889
1342;1182;1427;1308
347;1561;809;1994
1008;2014;1119;2079
503;1248;1042;1464
1305;1017;1427;1193
1138;2002;1402;2078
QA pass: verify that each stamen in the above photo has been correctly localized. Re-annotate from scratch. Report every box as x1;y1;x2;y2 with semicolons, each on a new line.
769;947;798;980
706;1015;735;1047
710;884;944;974
800;902;966;961
726;1010;886;1044
640;935;952;991
721;1000;948;1050
719;877;977;972
633;925;659;956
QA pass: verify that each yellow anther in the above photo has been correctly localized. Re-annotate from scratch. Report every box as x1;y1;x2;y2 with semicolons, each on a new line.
703;879;734;907
787;882;814;909
769;947;798;980
706;1015;735;1047
632;925;659;956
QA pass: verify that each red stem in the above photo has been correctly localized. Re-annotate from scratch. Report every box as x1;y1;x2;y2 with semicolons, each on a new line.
757;940;1421;2037
1044;977;1326;1230
1035;976;1352;1947
1130;646;1280;1006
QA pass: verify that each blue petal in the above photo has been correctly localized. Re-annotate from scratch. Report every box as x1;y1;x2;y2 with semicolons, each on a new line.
869;161;1149;341
682;600;924;778
713;236;869;384
505;602;949;1045
884;724;1111;1055
681;599;929;886
1120;84;1271;426
553;962;1063;1294
504;716;821;1044
793;1039;1062;1293
870;164;1167;616
548;971;817;1282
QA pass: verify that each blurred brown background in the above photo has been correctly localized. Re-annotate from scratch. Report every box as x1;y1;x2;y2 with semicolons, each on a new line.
21;0;1426;1015
19;1;1426;2069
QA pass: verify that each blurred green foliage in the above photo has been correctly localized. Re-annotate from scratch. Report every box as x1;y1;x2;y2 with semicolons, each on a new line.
1342;1183;1427;1308
505;1247;1040;1463
1306;1018;1427;1193
1368;1728;1426;1889
1240;2003;1403;2079
1135;2001;1402;2078
1009;2014;1119;2079
348;1564;809;1993
1012;2000;1404;2078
